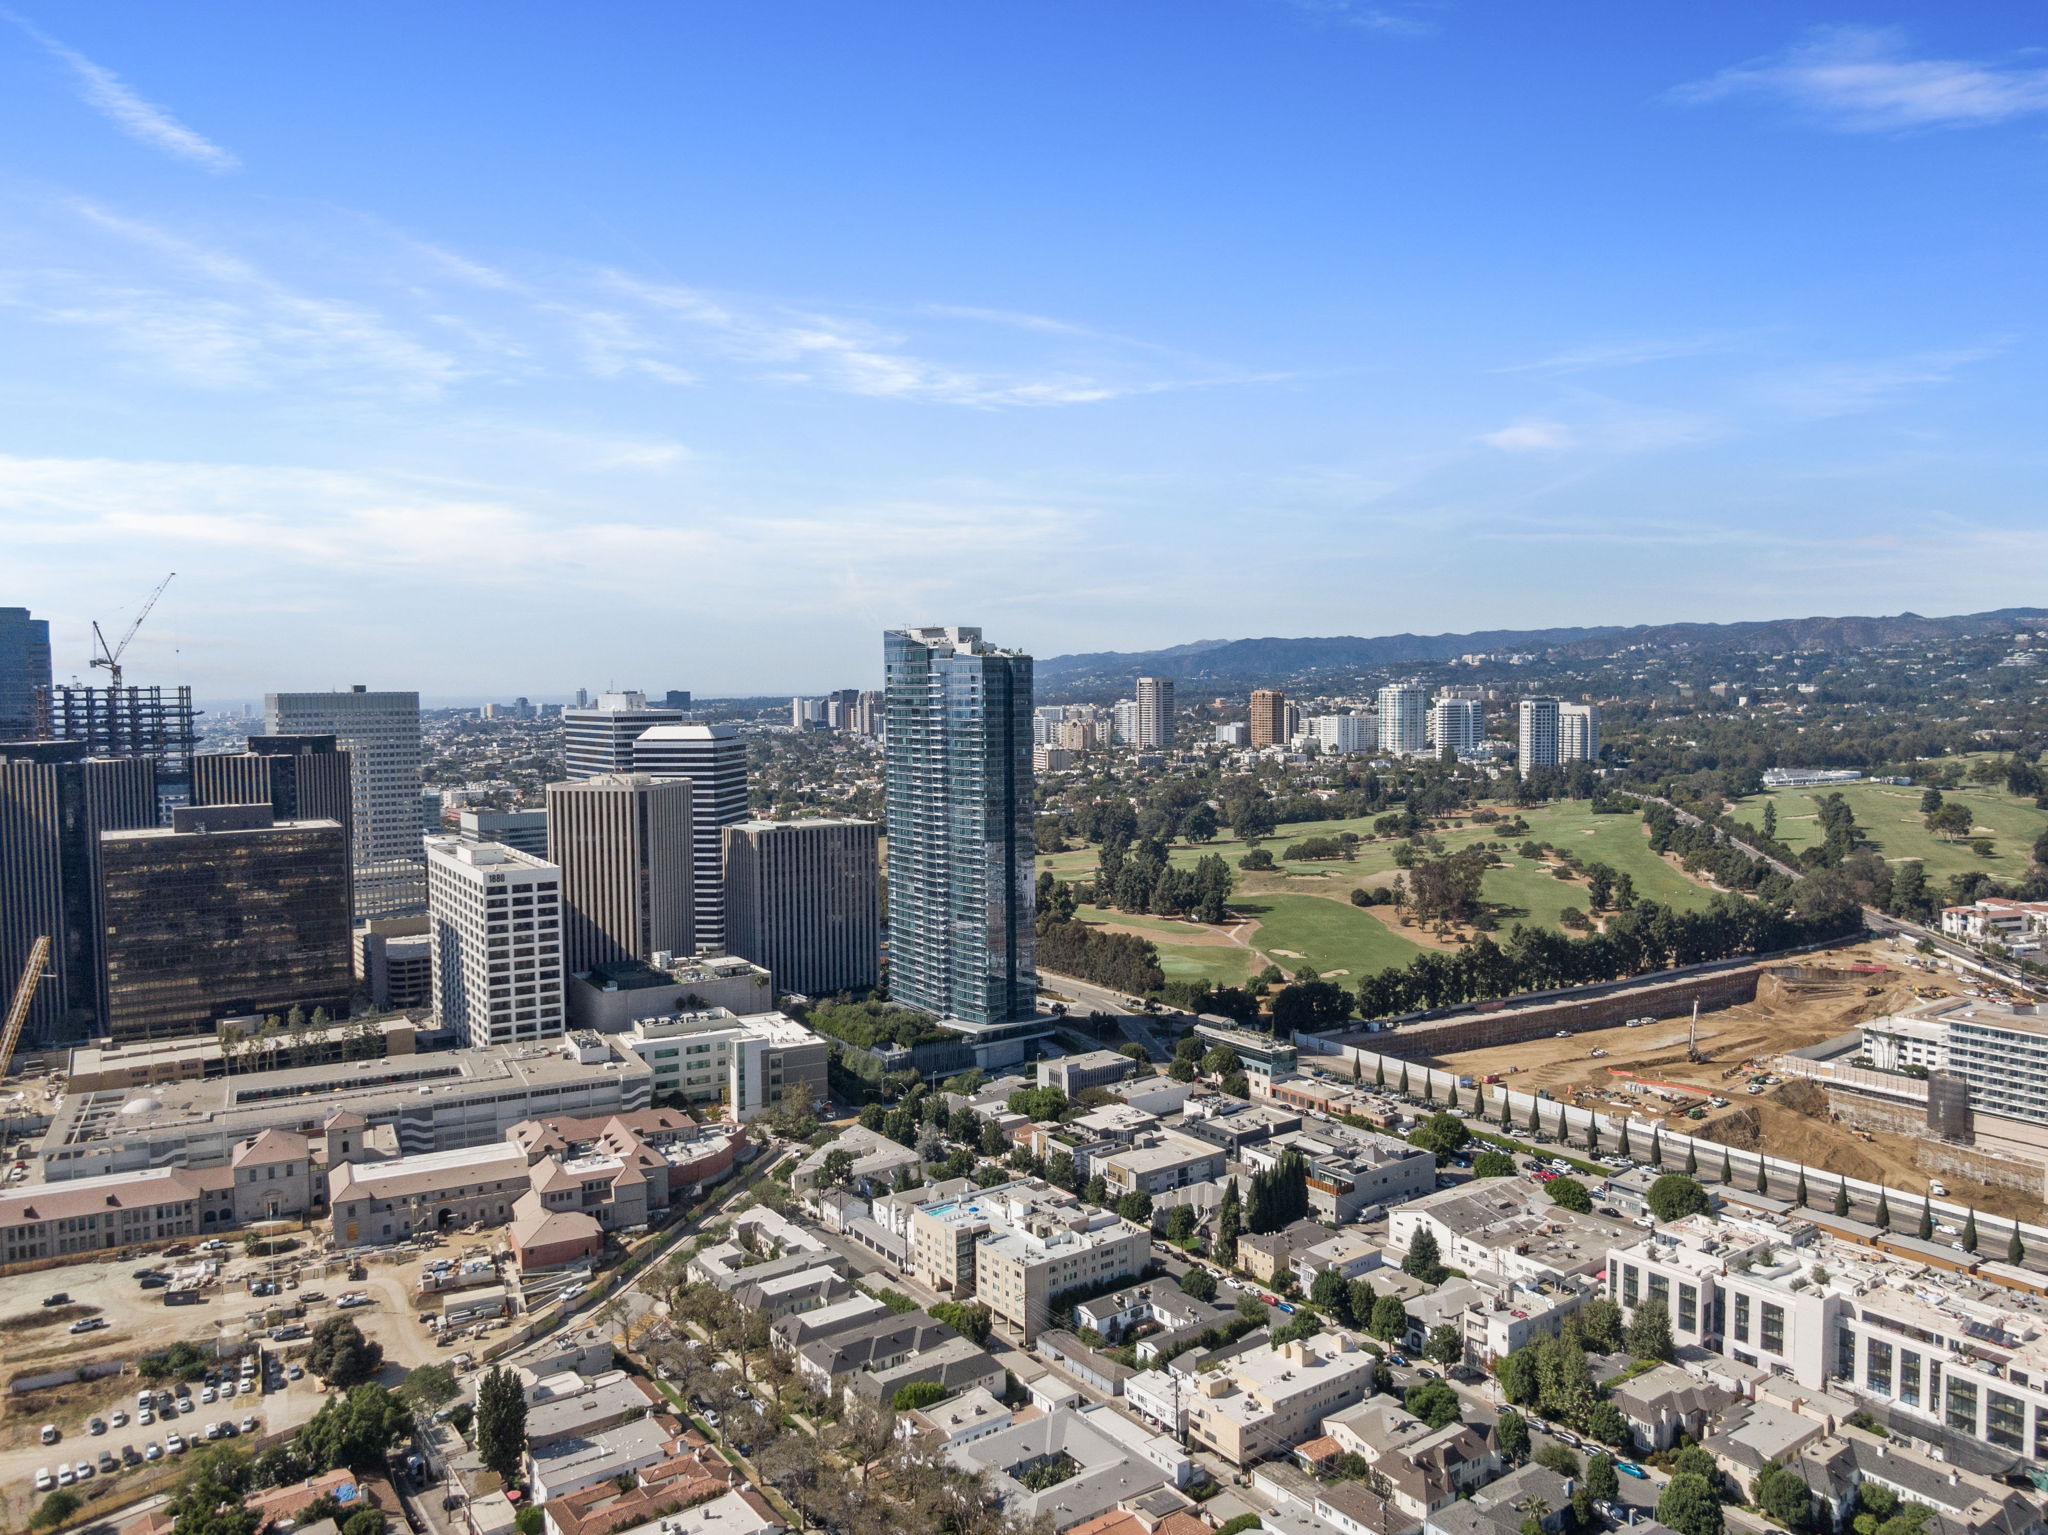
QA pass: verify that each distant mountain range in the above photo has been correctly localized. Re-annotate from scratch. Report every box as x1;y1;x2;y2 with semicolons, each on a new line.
1036;607;2048;693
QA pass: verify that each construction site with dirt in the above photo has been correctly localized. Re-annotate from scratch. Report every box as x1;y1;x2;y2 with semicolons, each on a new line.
1412;936;2048;1226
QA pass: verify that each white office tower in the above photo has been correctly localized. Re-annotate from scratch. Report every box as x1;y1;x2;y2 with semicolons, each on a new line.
545;774;694;974
1215;722;1250;747
631;723;748;949
789;697;828;729
266;686;424;918
1518;696;1562;769
424;837;564;1048
1309;713;1375;754
1032;706;1068;747
562;691;687;779
1134;676;1175;748
1559;703;1601;763
1429;697;1485;754
851;690;883;738
1376;683;1429;756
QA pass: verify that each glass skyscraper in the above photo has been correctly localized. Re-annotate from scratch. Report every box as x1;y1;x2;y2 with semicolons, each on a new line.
883;626;1037;1024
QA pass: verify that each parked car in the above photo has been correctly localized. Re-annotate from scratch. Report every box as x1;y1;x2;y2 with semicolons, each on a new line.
166;1434;187;1454
110;1411;127;1428
242;1416;259;1435
70;1317;108;1335
41;1293;70;1307
96;1452;116;1474
34;1469;54;1492
56;1465;74;1486
143;1443;163;1462
74;1461;92;1481
1616;1461;1648;1479
88;1418;106;1436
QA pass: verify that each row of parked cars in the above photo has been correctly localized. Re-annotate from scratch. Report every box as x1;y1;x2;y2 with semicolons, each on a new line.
31;1352;281;1493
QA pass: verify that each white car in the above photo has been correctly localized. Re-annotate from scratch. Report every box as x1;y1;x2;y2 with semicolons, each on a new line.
139;1410;155;1426
56;1465;74;1487
110;1411;128;1428
74;1461;92;1482
34;1469;54;1492
166;1434;187;1454
557;1283;586;1304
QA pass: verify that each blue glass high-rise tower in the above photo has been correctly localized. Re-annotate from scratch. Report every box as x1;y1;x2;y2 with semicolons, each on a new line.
0;608;51;739
883;627;1037;1024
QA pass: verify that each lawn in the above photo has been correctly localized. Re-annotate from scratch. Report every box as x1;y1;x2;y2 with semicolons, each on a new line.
1234;893;1426;979
1739;780;2048;884
1041;798;1723;985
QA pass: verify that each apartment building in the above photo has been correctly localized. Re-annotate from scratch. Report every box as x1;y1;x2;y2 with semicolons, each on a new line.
1185;1332;1379;1466
1608;1212;2048;1462
1249;690;1288;749
908;1180;1149;1343
1860;995;2048;1129
1097;1132;1228;1199
1377;684;1428;756
1517;698;1561;770
1241;1124;1437;1223
1428;697;1484;755
1558;703;1601;763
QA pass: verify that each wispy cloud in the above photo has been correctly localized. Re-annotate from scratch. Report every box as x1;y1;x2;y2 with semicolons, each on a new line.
1501;335;1745;375
6;10;240;170
1275;0;1435;37
1747;344;2004;418
4;201;463;394
1482;418;1575;452
1671;25;2048;133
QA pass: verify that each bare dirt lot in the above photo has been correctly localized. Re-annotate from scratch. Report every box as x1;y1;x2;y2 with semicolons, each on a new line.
1425;938;2048;1225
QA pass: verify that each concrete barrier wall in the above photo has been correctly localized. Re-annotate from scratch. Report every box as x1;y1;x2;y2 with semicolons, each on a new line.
1357;965;1764;1059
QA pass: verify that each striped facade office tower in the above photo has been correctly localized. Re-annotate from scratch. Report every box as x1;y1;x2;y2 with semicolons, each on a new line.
266;687;424;918
0;742;156;1042
630;723;748;950
722;818;880;998
545;773;694;973
192;735;354;843
562;691;687;778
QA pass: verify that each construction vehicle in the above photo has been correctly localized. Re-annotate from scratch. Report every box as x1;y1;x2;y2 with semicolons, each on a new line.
0;937;51;1082
90;573;175;690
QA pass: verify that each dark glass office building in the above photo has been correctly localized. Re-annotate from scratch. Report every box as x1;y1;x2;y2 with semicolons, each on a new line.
0;741;157;1042
883;627;1037;1025
98;804;352;1043
0;609;51;739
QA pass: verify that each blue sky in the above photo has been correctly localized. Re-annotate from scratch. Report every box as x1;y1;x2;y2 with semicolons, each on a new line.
3;2;2045;698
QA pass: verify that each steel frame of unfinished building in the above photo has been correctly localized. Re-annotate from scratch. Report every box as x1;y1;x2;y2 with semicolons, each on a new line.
35;685;197;780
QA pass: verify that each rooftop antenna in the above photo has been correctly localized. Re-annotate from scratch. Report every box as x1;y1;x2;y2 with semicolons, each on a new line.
91;572;176;690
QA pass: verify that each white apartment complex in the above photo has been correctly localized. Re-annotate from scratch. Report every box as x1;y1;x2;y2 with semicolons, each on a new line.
1186;1332;1379;1466
266;686;423;917
1559;702;1600;762
1310;713;1376;755
425;836;566;1047
1861;996;2048;1129
1609;1212;2048;1461
1517;697;1561;769
1377;684;1429;756
1134;676;1175;748
1428;697;1484;754
907;1180;1149;1343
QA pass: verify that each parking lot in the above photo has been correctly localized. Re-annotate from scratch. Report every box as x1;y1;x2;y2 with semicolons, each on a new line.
0;1235;496;1526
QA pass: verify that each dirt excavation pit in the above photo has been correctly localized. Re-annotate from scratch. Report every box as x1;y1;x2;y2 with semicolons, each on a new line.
1425;943;2048;1225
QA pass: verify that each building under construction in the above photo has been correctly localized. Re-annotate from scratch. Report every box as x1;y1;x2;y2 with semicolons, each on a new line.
35;683;198;814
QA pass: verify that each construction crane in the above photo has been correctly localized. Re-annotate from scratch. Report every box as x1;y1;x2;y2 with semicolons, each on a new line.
0;937;51;1083
90;572;176;690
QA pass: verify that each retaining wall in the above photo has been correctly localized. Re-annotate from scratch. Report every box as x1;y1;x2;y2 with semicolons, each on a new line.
1358;965;1764;1059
